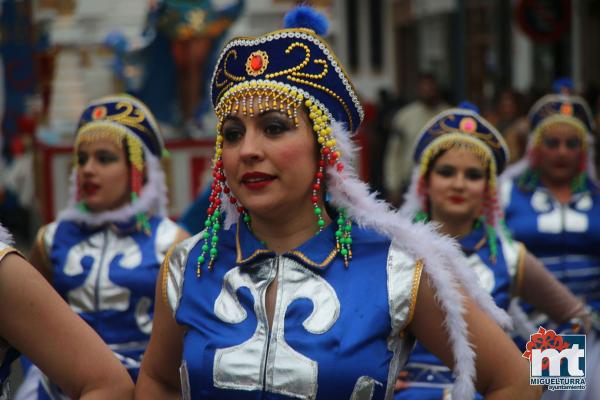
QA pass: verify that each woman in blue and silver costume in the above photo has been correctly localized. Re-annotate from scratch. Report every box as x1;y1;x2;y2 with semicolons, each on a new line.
0;223;134;399
500;94;600;399
18;94;188;399
136;7;540;400
396;104;589;399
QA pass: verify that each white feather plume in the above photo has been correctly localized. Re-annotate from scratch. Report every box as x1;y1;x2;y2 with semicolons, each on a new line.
0;223;14;245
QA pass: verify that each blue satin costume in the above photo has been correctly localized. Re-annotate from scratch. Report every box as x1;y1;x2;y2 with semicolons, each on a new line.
164;221;423;400
0;242;21;400
502;177;600;323
394;224;524;400
32;216;179;398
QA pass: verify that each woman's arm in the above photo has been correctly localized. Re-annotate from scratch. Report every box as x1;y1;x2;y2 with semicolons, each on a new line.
135;262;185;399
408;271;542;399
0;254;133;399
517;250;588;326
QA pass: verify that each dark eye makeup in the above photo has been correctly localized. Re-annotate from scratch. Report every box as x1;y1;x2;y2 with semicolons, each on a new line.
433;165;456;177
96;150;120;164
542;137;581;150
221;111;292;143
433;164;485;180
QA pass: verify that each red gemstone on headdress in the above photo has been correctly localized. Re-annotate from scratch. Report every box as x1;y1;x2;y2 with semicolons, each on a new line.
250;55;263;71
92;106;107;120
560;103;573;116
459;117;477;133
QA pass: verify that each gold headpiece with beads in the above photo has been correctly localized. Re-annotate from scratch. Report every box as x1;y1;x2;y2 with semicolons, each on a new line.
74;94;167;233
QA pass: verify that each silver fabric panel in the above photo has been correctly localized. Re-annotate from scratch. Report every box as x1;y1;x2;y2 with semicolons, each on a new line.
213;260;277;392
466;253;495;294
265;258;339;399
213;257;340;399
350;376;383;400
154;218;179;262
165;233;203;316
135;296;153;334
180;360;191;400
108;340;149;352
42;221;59;257
40;374;70;400
532;189;591;234
501;239;521;280
385;243;418;399
65;231;141;313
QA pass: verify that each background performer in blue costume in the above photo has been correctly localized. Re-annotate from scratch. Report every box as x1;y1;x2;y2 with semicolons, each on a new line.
396;104;589;399
501;94;600;399
136;7;541;400
0;223;133;399
19;95;188;399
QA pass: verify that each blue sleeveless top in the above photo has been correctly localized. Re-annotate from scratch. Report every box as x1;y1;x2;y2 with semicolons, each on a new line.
40;216;179;379
0;242;22;400
395;225;524;399
502;177;600;313
165;221;423;400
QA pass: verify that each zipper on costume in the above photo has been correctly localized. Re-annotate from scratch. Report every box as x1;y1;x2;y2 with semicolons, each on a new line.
261;256;280;392
94;230;109;311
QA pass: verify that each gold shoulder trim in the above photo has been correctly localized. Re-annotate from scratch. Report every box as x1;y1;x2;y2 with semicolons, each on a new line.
512;242;526;297
161;244;177;307
403;259;424;330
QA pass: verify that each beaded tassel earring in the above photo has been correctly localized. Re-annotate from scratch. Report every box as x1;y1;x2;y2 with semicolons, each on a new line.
125;136;151;235
572;152;587;193
416;175;429;217
195;123;247;276
481;182;501;263
305;98;353;267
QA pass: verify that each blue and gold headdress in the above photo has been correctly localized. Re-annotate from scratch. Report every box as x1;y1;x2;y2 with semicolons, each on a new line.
413;105;509;177
528;94;595;148
405;104;510;261
196;6;364;273
510;94;597;192
210;11;363;133
60;94;169;232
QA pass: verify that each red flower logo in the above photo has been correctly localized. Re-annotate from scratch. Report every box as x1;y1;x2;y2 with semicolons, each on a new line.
522;327;570;371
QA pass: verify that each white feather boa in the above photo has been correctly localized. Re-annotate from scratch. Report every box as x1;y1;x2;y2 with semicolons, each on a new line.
58;148;168;226
328;121;512;399
0;223;14;245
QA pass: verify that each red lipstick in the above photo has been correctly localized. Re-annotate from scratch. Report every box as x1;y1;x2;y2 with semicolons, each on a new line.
449;196;465;204
241;172;276;190
82;182;100;196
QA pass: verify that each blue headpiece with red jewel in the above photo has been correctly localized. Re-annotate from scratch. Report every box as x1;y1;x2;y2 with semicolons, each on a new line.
210;6;363;132
528;94;595;136
413;103;509;174
76;94;165;158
